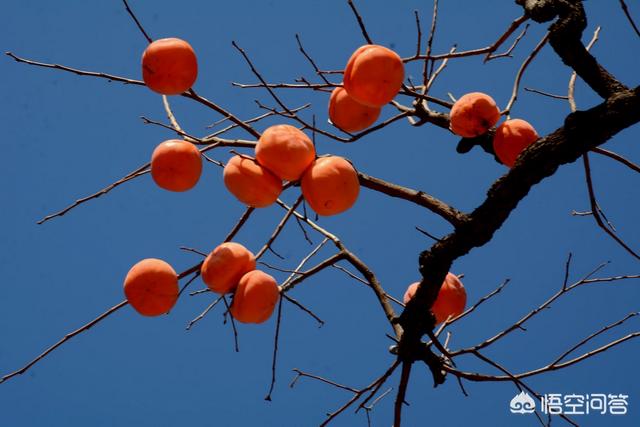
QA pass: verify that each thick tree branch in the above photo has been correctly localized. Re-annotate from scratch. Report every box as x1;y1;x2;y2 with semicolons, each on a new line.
399;86;640;342
518;0;628;98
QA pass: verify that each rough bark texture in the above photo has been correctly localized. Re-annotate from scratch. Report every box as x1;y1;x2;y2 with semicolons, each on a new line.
395;0;640;373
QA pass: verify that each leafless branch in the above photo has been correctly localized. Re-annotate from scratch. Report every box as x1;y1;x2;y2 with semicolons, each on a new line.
403;14;529;62
122;0;153;43
619;0;640;38
0;300;128;384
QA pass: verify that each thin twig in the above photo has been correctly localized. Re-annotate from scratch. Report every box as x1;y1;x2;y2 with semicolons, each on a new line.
186;295;225;330
581;154;640;260
178;271;201;297
592;147;640;174
393;362;412;427
225;207;255;242
4;52;260;140
222;296;239;352
0;300;128;384
524;87;569;100
486;23;529;61
414;10;422;59
295;34;330;85
320;361;401;426
347;0;373;44
423;0;438;87
256;195;304;259
619;0;640;38
265;297;284;401
503;31;550;115
37;168;149;224
403;14;529;62
122;0;153;43
550;312;639;365
281;293;324;326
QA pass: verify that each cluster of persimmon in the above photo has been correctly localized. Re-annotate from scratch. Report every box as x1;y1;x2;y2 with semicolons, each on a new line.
403;273;467;324
328;44;404;133
223;124;361;216
140;38;362;216
133;39;506;327
449;92;539;168
200;242;279;324
141;37;205;192
123;243;280;323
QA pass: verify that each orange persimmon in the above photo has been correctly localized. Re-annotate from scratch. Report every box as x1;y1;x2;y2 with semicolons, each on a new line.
403;273;467;324
301;156;360;216
492;118;539;168
223;155;282;208
255;125;315;181
142;37;198;95
124;258;179;317
229;270;280;324
328;87;381;133
201;242;256;294
150;139;202;192
449;92;501;138
343;44;404;108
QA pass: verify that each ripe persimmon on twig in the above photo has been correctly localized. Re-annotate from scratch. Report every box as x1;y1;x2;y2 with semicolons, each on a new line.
3;0;640;426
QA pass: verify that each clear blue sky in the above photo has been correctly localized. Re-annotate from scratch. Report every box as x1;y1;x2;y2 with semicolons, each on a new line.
2;1;639;426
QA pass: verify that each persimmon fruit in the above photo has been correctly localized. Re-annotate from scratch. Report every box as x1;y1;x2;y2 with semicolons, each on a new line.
201;242;256;294
492;118;539;168
343;44;404;108
255;125;315;181
124;258;179;317
150;139;202;192
328;87;381;133
229;270;280;324
301;156;360;216
223;155;282;208
449;92;501;138
403;273;467;324
142;37;198;95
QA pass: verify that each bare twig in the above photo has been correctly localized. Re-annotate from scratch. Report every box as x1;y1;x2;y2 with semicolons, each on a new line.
451;266;640;356
486;23;529;61
591;147;640;174
281;293;324;326
5;52;145;85
0;300;128;384
186;295;224;330
619;0;640;38
225;207;255;242
37;168;149;224
423;0;438;86
581;154;640;260
319;360;401;426
347;0;373;44
222;296;239;352
256;195;304;259
295;34;331;85
414;10;422;59
122;0;153;43
441;279;511;328
265;297;284;401
393;362;412;427
503;31;550;115
524;87;569;100
403;14;529;62
550;312;639;365
4;52;260;140
358;172;467;227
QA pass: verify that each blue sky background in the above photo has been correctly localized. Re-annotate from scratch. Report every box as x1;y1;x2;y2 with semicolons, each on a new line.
1;1;639;426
